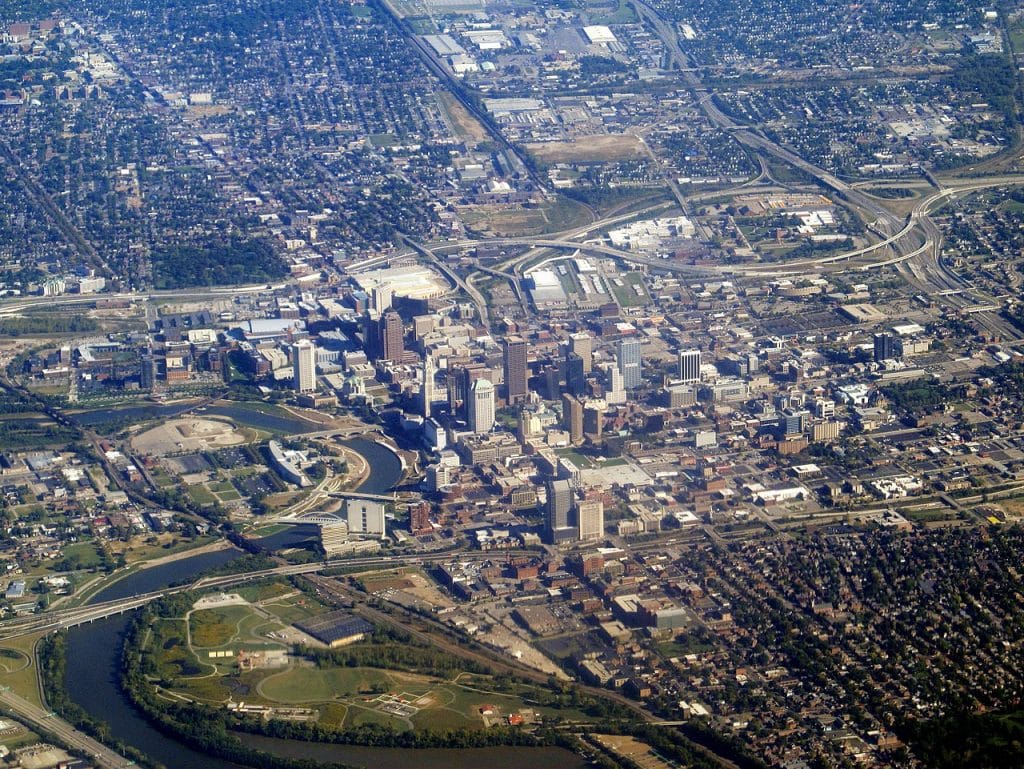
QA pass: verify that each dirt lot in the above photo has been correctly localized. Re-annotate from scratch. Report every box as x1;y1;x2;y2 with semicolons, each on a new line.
438;93;488;147
592;735;675;769
525;134;646;163
132;417;250;456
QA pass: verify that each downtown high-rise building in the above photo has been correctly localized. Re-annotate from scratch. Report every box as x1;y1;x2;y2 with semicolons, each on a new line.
617;337;642;390
566;350;587;396
293;340;317;393
569;331;592;374
545;478;576;544
577;498;604;542
468;378;495;434
421;354;435;419
504;335;529;404
380;310;404;363
562;392;584;444
605;363;626;405
678;348;701;383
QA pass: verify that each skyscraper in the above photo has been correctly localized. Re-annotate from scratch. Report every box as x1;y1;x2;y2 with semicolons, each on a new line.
566;351;587;396
468;378;495;434
380;310;404;363
577;498;604;542
293;340;316;393
569;332;592;374
372;284;393;313
873;332;897;363
678;348;701;383
421;354;435;419
504;335;529;404
140;353;156;390
617;337;642;390
604;363;626;405
546;478;576;544
583;400;604;440
562;393;584;444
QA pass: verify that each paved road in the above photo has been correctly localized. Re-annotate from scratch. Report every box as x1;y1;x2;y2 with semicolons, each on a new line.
0;689;131;768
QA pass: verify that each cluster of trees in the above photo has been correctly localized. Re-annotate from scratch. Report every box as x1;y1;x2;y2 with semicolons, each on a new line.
879;379;954;414
0;315;98;336
898;709;1024;768
301;630;495;679
949;54;1018;124
149;237;286;290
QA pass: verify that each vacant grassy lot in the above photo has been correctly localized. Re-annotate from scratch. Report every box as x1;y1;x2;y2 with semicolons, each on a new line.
260;666;399;702
190;606;250;648
526;134;645;164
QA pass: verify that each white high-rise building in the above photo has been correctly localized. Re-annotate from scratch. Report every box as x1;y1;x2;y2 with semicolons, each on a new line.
468;378;495;434
617;338;642;390
293;340;317;393
421;354;435;419
577;499;604;541
678;348;701;383
603;363;626;405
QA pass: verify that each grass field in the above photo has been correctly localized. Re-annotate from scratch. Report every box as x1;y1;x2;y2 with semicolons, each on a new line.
59;541;103;570
187;485;217;506
260;667;397;702
461;197;592;237
190;606;251;647
588;0;637;24
234;581;294;603
0;633;43;707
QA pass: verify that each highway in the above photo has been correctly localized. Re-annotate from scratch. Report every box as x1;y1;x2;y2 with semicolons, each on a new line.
0;551;494;642
0;687;131;769
0;282;288;317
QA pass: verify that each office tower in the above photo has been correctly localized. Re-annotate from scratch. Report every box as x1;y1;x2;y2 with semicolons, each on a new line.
873;332;896;363
617;337;642;390
380;310;404;362
577;498;604;542
468;378;495;434
779;409;809;436
372;284;393;313
504;335;529;404
562;392;584;444
583;401;604;440
546;478;576;544
604;363;626;405
543;365;561;400
140;353;156;390
293;340;316;393
361;312;378;360
421;354;435;419
566;351;586;396
678;348;701;383
569;332;592;373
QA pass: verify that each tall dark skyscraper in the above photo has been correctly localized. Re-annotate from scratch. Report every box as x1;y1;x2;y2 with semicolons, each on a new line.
380;310;404;362
504;335;528;404
873;332;896;363
566;351;586;396
545;478;576;544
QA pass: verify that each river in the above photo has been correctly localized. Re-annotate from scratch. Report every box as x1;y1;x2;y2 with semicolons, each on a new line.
62;436;579;769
